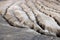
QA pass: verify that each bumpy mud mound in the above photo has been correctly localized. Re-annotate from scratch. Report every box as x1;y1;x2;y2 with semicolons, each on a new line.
0;0;60;39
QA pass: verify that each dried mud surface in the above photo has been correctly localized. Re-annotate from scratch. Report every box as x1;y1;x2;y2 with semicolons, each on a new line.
0;0;60;40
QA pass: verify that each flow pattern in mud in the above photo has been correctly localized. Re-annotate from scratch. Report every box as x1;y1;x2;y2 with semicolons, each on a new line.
2;0;60;37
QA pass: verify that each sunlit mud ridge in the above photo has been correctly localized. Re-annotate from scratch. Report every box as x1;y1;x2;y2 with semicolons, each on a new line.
1;0;60;37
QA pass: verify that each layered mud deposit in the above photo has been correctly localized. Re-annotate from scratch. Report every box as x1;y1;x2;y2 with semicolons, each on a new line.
0;0;60;37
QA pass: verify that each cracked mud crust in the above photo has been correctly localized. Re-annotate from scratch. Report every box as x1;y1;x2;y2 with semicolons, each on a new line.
0;0;60;37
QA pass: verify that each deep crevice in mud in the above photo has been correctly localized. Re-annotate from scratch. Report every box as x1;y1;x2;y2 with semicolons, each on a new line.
19;4;34;22
2;2;23;28
53;17;60;26
2;4;14;26
38;10;60;26
38;0;60;14
2;0;60;37
25;0;45;30
32;10;45;30
36;17;45;30
56;29;60;37
34;0;60;27
40;11;60;26
3;3;15;16
3;16;13;26
38;10;60;37
32;1;60;37
3;16;27;28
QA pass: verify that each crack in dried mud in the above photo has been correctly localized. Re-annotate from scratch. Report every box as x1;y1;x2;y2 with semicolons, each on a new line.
2;0;60;37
